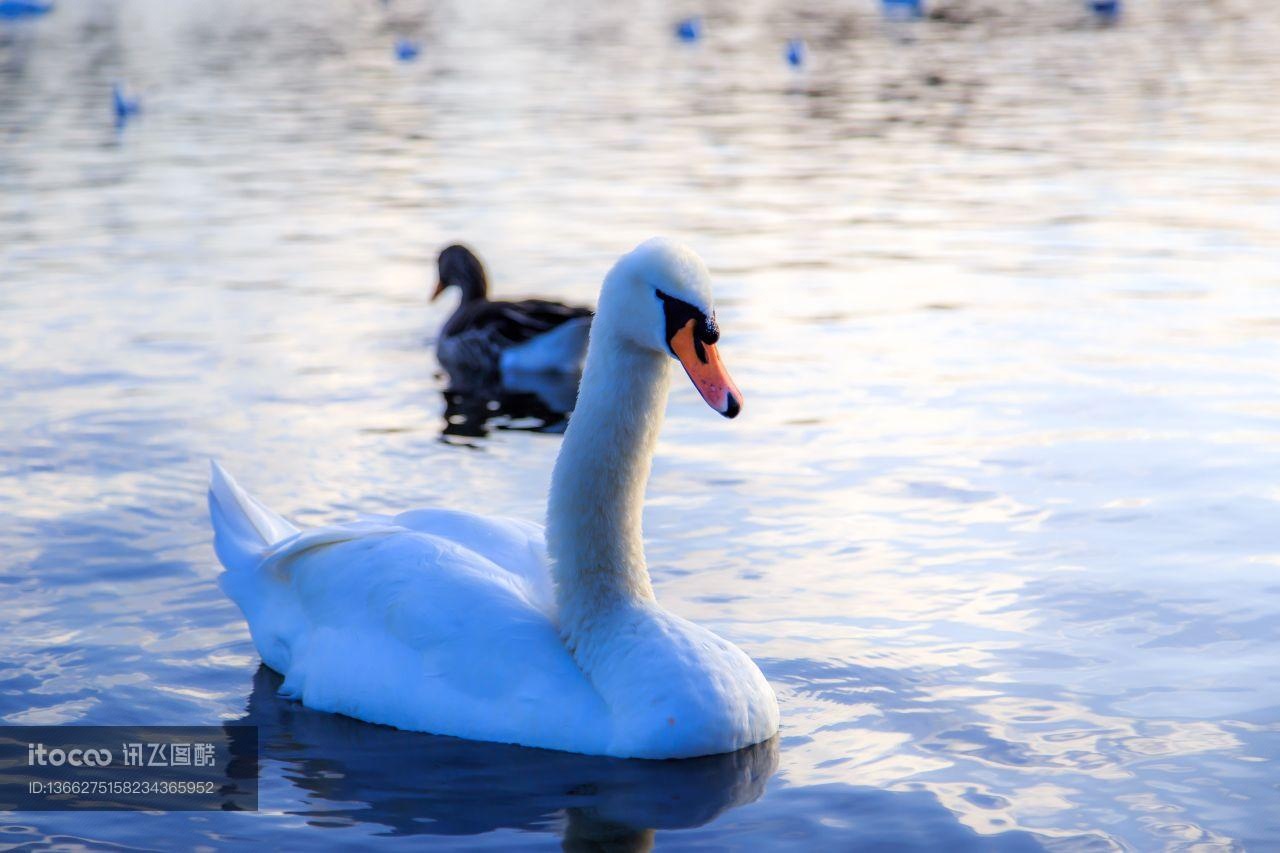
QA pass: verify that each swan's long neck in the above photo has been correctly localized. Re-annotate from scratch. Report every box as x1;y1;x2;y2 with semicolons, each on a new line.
546;308;669;647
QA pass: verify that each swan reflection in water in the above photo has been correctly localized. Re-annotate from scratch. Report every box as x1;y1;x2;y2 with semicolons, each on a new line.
229;667;778;849
439;367;583;440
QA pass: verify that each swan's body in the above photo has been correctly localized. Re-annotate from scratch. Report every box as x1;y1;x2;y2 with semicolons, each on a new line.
211;238;778;759
433;244;593;377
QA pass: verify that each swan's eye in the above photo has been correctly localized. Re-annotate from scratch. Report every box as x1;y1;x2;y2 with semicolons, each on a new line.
702;314;720;345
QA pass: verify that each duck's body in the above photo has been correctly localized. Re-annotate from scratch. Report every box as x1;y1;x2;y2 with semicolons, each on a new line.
212;238;778;759
434;245;593;377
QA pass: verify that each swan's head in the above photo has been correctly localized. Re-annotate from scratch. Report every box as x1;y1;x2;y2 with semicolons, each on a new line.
602;237;742;418
433;244;488;303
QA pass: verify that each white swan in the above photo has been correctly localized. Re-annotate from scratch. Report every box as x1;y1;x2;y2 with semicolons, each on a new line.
209;238;779;759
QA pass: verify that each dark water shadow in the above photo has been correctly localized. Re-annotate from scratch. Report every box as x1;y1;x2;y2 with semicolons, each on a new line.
439;367;581;441
228;666;778;847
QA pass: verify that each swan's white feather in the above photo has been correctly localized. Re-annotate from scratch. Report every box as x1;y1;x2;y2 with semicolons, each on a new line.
215;487;611;753
211;467;776;757
209;460;298;572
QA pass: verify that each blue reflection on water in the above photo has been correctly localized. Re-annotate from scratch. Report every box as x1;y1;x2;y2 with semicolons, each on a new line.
2;0;1279;849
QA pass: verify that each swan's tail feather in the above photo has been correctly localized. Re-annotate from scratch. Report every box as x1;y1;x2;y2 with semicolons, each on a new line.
209;461;299;573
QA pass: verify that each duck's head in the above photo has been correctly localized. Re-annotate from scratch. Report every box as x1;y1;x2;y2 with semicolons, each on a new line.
433;244;488;303
601;237;742;419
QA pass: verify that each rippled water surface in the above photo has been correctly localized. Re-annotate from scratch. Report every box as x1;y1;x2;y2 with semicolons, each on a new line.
3;0;1280;849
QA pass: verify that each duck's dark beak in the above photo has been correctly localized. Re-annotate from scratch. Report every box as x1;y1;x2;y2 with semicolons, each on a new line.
431;280;447;302
669;318;742;418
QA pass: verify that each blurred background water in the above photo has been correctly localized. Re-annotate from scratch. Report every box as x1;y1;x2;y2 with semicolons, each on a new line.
2;0;1279;849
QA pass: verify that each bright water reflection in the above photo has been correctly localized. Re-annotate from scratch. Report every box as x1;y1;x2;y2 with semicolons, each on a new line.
2;0;1279;849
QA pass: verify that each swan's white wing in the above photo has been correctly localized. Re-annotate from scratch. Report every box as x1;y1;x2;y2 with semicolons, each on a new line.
387;508;554;612
222;520;610;753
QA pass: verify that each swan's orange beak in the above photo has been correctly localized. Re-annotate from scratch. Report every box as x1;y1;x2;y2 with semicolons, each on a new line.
670;318;742;418
430;280;447;302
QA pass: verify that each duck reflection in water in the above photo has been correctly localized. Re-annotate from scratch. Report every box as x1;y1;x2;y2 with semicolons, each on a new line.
439;366;583;439
229;667;778;849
